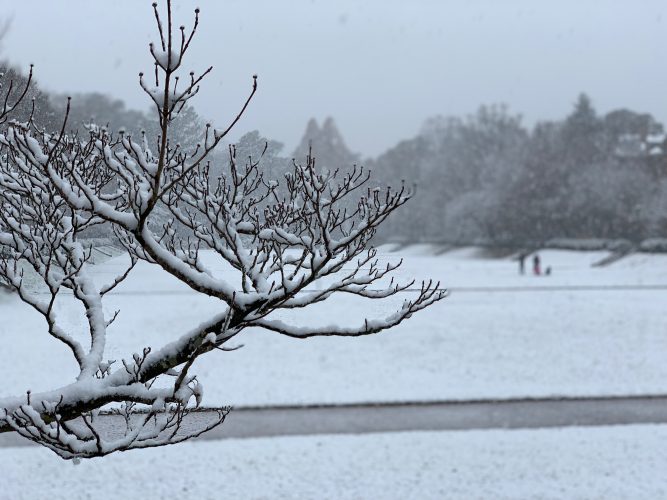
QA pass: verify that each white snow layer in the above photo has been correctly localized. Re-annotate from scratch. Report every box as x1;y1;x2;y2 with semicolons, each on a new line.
1;246;667;405
2;425;667;499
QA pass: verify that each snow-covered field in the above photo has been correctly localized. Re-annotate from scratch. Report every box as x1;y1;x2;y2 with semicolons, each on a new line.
2;424;667;499
1;245;666;406
2;246;666;498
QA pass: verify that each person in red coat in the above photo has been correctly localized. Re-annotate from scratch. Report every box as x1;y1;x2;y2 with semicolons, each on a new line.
533;254;541;275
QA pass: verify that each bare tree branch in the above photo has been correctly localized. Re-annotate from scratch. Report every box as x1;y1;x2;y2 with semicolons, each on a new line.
0;0;445;459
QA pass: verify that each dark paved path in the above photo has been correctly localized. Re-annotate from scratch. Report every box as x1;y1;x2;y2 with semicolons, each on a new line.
3;395;667;448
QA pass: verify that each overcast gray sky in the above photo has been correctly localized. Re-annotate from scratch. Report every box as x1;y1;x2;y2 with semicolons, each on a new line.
0;0;665;157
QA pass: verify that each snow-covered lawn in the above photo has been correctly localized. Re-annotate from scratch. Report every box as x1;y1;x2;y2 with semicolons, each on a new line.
3;424;667;499
1;246;666;405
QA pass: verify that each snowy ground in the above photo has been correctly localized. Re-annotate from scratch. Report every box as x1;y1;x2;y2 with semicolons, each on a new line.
2;246;666;498
2;424;667;499
1;245;666;406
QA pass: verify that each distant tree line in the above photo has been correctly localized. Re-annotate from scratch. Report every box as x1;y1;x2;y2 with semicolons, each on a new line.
3;59;665;246
0;61;207;153
370;96;667;246
286;99;667;246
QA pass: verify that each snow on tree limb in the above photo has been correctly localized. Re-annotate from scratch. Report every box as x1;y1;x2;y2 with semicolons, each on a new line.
0;0;445;459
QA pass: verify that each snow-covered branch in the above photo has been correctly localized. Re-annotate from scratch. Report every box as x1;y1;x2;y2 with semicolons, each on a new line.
0;0;445;459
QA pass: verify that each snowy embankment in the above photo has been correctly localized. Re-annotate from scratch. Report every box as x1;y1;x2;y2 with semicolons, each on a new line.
2;425;667;499
1;245;666;406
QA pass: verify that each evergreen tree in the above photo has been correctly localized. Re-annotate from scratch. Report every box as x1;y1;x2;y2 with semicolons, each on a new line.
292;116;359;170
561;93;604;167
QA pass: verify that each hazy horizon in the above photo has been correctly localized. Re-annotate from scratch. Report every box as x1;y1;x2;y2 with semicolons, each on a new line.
0;0;665;157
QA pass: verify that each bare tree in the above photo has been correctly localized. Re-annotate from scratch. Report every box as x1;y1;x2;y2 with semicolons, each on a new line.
0;0;445;459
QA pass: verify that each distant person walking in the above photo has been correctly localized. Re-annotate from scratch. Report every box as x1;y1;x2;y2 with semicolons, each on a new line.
533;254;541;275
517;252;526;275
